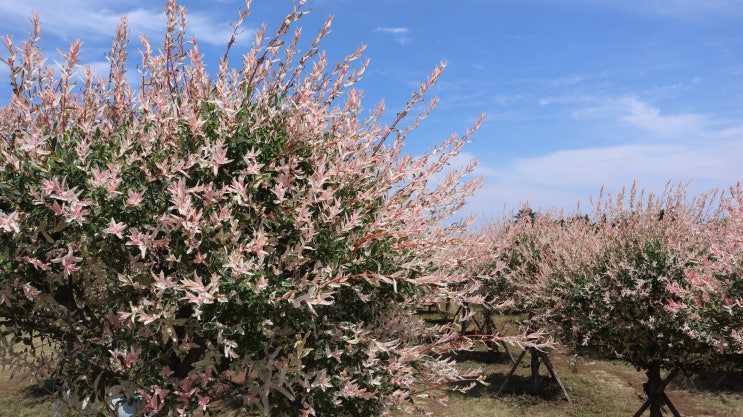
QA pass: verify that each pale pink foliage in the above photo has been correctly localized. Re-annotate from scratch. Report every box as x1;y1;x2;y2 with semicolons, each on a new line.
475;182;742;375
666;183;743;355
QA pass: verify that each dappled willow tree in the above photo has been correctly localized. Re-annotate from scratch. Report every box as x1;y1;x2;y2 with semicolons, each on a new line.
545;184;738;417
468;181;742;416
475;206;596;333
0;1;550;415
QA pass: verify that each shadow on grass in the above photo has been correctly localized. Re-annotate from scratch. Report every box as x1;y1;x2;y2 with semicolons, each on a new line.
20;377;58;403
452;370;565;402
571;347;743;395
450;348;514;366
672;368;743;394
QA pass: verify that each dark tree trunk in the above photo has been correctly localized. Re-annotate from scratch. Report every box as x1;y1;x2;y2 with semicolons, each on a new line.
632;366;681;417
645;362;664;417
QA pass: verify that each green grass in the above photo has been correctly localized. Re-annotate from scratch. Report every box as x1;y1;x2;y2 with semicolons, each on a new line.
393;346;743;417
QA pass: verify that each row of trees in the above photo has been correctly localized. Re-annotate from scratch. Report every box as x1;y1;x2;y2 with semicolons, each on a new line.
475;184;743;416
1;1;740;416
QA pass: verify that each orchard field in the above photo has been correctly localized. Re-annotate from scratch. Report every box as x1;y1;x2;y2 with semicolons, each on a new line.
1;0;742;416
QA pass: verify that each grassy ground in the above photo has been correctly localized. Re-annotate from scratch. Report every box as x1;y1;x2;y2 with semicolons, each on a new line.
4;346;741;416
410;309;743;417
2;313;742;416
411;346;743;417
0;368;55;417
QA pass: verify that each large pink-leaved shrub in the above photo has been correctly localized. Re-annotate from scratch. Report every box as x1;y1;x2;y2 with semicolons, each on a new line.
472;206;597;343
547;185;710;368
544;184;737;417
0;1;533;415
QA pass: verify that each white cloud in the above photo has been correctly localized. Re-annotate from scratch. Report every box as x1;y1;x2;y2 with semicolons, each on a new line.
374;27;411;45
544;74;587;88
453;92;743;220
618;97;709;138
538;94;595;106
453;90;743;221
570;96;742;142
0;1;152;40
375;27;409;35
459;136;743;221
121;8;168;39
77;61;112;79
187;14;251;46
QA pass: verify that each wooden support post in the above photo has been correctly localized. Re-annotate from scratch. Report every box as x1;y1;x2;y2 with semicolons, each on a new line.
663;393;682;417
501;341;516;364
530;347;542;391
459;303;469;334
496;348;571;402
497;349;528;396
539;350;572;403
451;304;462;324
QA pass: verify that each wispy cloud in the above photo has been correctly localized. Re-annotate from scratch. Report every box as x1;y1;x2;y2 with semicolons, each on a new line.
618;97;710;138
545;0;743;19
544;74;588;88
186;13;250;46
374;27;411;45
571;96;731;141
0;0;245;46
538;94;595;106
375;27;409;35
78;61;113;79
455;92;743;220
0;1;160;40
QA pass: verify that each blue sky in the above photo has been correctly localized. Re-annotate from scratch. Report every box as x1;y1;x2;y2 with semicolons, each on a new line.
1;0;742;220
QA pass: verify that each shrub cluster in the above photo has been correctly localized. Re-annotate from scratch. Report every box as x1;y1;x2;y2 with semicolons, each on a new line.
0;1;528;415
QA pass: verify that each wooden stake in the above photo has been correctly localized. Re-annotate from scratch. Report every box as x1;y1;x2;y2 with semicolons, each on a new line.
496;348;571;403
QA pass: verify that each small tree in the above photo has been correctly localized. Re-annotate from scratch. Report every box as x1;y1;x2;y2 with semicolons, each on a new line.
475;207;591;399
546;184;726;417
0;1;538;415
475;206;598;332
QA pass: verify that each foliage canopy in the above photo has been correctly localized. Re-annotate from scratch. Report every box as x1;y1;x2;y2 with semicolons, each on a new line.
0;1;512;415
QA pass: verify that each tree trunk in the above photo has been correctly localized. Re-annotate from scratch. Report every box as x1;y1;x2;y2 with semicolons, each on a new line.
645;362;664;417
